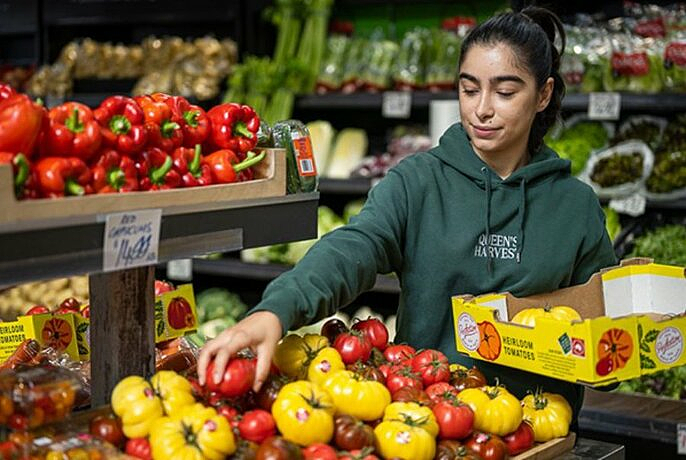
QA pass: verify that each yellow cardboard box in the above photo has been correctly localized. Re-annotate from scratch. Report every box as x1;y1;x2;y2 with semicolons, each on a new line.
0;284;198;364
452;259;686;386
0;313;80;362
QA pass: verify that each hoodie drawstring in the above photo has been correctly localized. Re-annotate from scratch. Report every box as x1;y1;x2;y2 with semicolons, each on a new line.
481;167;493;274
516;179;527;264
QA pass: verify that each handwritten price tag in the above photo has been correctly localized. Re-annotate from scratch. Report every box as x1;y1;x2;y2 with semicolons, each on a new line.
588;92;621;120
167;259;193;281
103;209;162;272
609;192;647;217
382;92;412;119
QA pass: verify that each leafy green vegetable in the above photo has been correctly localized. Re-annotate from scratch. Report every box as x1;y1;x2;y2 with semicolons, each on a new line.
196;288;248;324
617;365;686;400
627;224;686;266
546;121;609;176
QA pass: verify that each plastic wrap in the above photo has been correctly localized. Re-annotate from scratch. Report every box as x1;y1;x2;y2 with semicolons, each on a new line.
316;35;350;93
581;140;654;199
393;28;431;90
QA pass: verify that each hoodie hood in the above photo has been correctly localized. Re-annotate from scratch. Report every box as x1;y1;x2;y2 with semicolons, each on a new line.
430;123;572;269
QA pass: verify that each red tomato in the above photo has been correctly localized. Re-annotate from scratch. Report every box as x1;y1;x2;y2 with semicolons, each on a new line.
154;279;175;297
302;443;338;460
503;422;535;455
7;413;28;431
25;305;50;315
383;344;416;363
205;357;256;397
465;432;508;460
238;409;276;444
425;382;459;406
89;414;125;447
351;317;389;351
378;363;392;379
412;349;451;387
333;331;373;364
0;441;19;459
58;297;81;312
432;401;474;440
216;403;240;429
385;365;423;394
125;438;152;460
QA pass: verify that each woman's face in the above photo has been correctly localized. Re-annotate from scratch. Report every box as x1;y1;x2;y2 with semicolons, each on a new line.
458;43;553;159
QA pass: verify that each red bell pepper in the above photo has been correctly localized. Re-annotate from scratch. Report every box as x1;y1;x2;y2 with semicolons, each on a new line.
0;93;44;159
135;93;183;152
206;103;259;158
0;83;16;102
41;102;102;161
204;150;266;184
92;149;139;193
35;157;92;197
172;144;213;188
137;147;182;191
0;152;30;197
94;96;148;156
167;96;211;148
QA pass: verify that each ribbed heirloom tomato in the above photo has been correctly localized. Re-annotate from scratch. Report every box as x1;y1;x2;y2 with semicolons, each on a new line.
412;350;451;386
351;317;389;350
205;357;256;398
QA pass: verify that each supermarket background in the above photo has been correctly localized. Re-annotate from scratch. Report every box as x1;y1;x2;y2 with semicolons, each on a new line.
1;0;686;459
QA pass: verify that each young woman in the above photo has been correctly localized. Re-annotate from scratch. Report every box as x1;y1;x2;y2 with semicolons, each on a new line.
198;7;617;421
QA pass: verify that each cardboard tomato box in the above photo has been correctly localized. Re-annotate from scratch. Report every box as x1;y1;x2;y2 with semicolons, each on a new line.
452;259;686;386
0;284;199;364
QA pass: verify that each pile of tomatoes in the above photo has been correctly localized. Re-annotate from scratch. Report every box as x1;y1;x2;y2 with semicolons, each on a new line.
82;317;571;460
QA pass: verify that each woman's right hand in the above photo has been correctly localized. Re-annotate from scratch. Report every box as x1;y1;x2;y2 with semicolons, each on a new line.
197;310;283;392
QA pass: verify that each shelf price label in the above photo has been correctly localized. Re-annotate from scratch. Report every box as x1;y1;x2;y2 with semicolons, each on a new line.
609;192;647;217
679;423;686;455
103;209;162;272
588;92;621;120
382;91;412;119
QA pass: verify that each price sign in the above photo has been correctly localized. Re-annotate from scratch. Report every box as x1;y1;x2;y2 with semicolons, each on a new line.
103;209;162;272
678;423;686;455
609;192;647;217
167;259;193;281
588;92;621;120
382;91;412;119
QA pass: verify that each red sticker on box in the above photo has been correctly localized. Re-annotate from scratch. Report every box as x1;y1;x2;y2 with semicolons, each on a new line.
665;43;686;67
292;135;318;177
611;52;650;76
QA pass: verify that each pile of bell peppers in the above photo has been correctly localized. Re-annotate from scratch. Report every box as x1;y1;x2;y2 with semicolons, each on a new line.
0;83;264;199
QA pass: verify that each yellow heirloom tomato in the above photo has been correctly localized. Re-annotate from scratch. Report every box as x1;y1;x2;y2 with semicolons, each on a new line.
111;376;164;439
322;370;391;421
308;347;346;386
273;333;329;379
522;391;572;442
511;306;581;327
272;380;335;446
149;403;236;460
150;370;196;415
382;402;439;438
374;420;436;460
458;386;522;436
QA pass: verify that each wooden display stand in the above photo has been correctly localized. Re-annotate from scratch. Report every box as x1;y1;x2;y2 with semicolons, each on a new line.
513;433;577;460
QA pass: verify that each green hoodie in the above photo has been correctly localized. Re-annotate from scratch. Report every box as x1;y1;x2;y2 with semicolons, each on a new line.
251;122;617;418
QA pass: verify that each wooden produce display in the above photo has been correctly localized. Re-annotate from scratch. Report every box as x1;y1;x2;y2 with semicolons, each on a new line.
0;148;286;230
512;433;576;460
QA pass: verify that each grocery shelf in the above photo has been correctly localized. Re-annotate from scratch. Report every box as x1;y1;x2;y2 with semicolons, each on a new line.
295;91;686;112
0;193;319;286
192;258;401;295
578;388;685;445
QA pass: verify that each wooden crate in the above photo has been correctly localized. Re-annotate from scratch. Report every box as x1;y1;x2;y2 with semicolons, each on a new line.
0;148;286;229
513;433;576;460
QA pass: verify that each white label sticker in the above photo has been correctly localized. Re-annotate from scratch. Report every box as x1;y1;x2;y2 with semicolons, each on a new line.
167;259;193;281
678;423;686;455
382;91;412;119
588;92;621;120
609;192;647;217
458;312;480;352
103;209;162;272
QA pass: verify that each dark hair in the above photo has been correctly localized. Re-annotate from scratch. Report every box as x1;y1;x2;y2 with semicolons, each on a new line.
459;7;566;154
